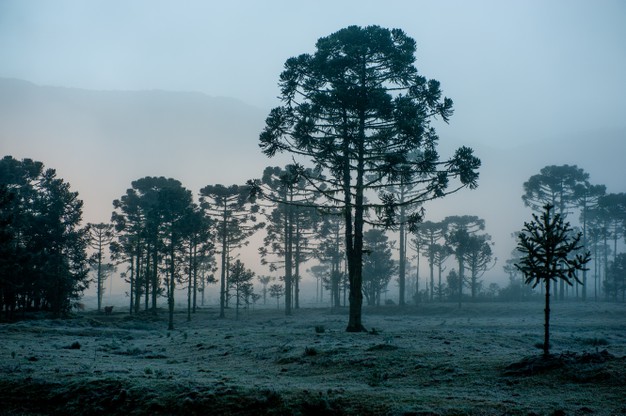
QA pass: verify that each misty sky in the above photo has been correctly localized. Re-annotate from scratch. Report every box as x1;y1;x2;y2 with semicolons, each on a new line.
2;0;625;149
1;0;626;291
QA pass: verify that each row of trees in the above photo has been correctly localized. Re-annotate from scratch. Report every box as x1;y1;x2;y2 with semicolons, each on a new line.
5;26;622;335
411;216;494;306
513;164;626;302
1;26;482;332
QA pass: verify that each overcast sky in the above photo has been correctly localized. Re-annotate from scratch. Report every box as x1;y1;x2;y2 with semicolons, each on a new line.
1;0;625;293
2;0;626;149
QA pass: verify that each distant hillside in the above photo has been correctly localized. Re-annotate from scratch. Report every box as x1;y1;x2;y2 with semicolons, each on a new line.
0;78;282;224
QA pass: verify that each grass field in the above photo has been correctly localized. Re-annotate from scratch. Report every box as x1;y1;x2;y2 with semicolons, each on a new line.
0;301;624;415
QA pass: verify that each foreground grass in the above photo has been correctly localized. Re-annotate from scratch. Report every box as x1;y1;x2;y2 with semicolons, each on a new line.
0;302;625;415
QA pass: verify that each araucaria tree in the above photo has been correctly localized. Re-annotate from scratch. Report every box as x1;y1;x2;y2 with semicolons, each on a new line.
111;177;195;330
0;156;89;318
86;222;115;312
258;165;320;315
362;229;396;306
522;164;590;300
258;25;480;332
413;220;447;301
444;215;486;307
515;204;590;357
200;184;264;319
228;260;255;320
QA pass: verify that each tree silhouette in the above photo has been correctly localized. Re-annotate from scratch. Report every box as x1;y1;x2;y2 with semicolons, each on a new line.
257;275;273;305
200;184;264;318
179;204;213;321
598;193;626;266
86;222;115;312
463;233;495;299
573;182;605;300
515;204;590;357
432;243;453;301
522;165;589;300
228;260;255;320
413;220;446;301
522;165;589;215
605;253;626;301
0;156;89;317
444;216;485;307
258;25;480;332
269;283;284;309
258;165;320;314
362;229;396;306
112;176;195;330
315;212;346;309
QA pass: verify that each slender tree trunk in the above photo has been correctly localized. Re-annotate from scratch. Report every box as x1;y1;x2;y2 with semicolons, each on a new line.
192;244;197;313
544;278;551;357
142;246;149;313
187;243;192;322
135;243;142;313
429;246;435;302
576;203;587;302
294;218;301;309
398;204;406;306
458;258;464;308
437;261;443;302
284;197;293;316
129;253;135;315
151;248;158;314
168;239;175;331
333;225;341;309
219;207;228;318
235;286;240;320
97;246;103;312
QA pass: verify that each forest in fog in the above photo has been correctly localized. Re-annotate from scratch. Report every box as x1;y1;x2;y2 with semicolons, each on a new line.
1;8;626;415
2;154;626;324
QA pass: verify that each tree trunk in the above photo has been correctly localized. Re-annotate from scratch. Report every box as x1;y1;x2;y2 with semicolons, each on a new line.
294;214;301;309
151;248;158;314
544;278;551;357
187;243;192;322
219;208;228;318
235;286;240;320
346;114;367;332
192;244;198;313
128;253;135;315
398;204;406;306
135;242;142;313
284;198;293;316
168;240;175;331
458;258;464;308
429;247;435;302
97;246;103;312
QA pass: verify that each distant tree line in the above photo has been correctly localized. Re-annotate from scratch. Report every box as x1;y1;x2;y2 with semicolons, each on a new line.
2;160;623;328
3;27;624;332
513;164;626;302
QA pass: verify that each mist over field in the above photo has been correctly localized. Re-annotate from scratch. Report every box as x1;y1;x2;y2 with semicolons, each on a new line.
2;78;625;299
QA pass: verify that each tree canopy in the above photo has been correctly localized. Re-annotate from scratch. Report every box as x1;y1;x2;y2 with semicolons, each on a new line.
257;25;480;331
515;204;590;356
0;156;89;318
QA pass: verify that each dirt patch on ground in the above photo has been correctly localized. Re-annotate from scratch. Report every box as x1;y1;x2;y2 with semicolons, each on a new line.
1;302;625;415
